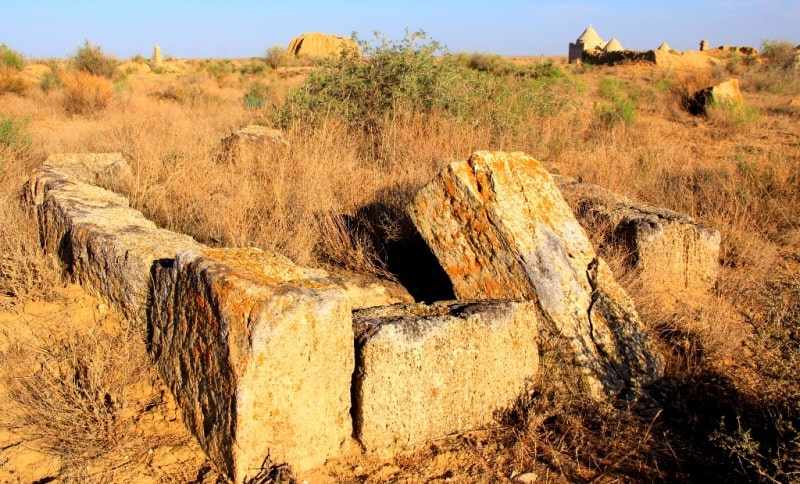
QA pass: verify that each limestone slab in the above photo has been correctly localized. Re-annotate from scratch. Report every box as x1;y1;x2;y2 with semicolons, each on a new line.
556;175;720;302
408;151;664;397
352;301;538;457
150;247;354;482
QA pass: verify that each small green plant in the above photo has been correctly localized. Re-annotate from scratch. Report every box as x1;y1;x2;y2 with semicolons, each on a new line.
0;114;31;162
39;69;62;92
707;99;759;126
265;45;287;69
243;82;271;109
206;61;229;78
594;77;637;127
0;43;24;70
72;40;118;79
655;77;675;94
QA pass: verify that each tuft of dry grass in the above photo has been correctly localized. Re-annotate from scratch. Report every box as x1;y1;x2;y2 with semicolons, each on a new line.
1;326;198;480
62;71;114;115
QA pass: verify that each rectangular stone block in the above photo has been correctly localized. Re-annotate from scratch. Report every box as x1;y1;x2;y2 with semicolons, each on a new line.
150;248;354;482
30;157;201;325
352;301;539;457
555;175;720;302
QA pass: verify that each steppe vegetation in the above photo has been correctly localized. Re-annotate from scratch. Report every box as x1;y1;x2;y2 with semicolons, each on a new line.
0;31;799;482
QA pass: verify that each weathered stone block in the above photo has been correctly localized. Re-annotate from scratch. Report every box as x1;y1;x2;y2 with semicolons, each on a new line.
36;152;133;194
352;301;538;457
323;265;415;309
690;78;744;114
217;125;289;164
555;176;720;301
408;151;663;398
29;155;201;324
150;248;354;482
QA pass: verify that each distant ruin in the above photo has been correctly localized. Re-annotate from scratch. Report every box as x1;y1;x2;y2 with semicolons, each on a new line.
568;25;759;67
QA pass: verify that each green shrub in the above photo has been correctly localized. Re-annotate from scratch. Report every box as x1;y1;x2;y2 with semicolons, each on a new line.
0;43;24;70
273;30;467;131
707;99;759;126
272;29;576;152
72;40;118;79
39;70;63;92
206;61;230;78
761;39;797;71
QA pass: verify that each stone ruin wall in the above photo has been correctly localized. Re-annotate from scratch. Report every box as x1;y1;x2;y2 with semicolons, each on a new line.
26;150;719;482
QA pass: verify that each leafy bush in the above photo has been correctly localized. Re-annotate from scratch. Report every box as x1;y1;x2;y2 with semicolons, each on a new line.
62;71;114;115
0;43;24;70
594;77;637;127
72;40;118;79
276;31;485;129
761;39;798;71
273;30;576;155
265;45;287;69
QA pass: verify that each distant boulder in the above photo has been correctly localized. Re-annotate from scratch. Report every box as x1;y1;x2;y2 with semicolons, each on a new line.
287;32;360;59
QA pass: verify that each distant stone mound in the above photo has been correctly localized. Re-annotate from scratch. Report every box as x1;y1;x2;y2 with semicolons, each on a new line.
287;32;360;59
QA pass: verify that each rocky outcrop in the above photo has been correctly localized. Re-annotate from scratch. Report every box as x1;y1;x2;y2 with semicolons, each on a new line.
287;32;359;59
690;78;744;114
408;151;664;398
352;301;539;457
555;176;720;302
29;153;201;325
150;248;354;481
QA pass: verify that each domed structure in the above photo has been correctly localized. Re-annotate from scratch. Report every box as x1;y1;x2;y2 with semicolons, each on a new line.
569;25;605;63
577;25;603;47
604;38;624;52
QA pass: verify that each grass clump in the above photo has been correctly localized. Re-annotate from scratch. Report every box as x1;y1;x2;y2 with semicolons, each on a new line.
594;77;637;127
0;113;31;169
72;40;119;79
62;71;114;115
0;44;28;95
0;43;24;71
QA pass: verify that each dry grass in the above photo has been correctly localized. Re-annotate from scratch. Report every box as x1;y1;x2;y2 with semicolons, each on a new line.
62;71;114;115
0;47;798;481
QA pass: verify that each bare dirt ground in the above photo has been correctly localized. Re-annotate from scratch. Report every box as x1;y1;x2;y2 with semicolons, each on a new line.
0;284;216;483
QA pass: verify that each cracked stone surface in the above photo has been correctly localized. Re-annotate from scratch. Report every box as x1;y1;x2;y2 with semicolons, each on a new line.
408;151;664;398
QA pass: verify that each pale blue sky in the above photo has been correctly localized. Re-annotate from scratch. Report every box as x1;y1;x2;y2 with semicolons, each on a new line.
2;1;798;59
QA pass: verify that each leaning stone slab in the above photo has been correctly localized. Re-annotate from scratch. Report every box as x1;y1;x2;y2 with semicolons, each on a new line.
150;247;354;482
408;151;664;398
352;300;539;457
29;154;201;325
555;176;720;301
